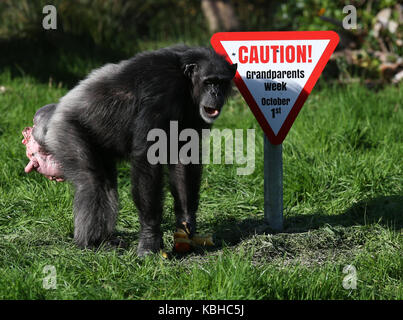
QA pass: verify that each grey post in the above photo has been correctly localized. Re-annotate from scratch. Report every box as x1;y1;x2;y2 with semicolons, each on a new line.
264;135;283;231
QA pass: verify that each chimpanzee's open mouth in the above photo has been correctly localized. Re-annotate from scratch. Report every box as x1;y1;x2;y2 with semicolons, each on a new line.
203;106;220;118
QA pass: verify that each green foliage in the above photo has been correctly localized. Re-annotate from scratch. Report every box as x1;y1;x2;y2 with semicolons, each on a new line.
274;0;402;55
0;0;208;49
0;0;401;55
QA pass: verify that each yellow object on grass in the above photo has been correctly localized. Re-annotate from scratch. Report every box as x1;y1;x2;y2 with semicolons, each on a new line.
173;228;214;253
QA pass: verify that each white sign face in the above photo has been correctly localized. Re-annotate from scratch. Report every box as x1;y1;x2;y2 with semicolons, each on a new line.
221;40;329;135
211;32;339;144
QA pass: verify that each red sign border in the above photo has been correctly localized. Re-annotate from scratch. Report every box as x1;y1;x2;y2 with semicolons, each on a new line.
211;31;340;144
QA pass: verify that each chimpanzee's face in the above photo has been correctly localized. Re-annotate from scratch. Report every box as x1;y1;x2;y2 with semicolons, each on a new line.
185;60;237;124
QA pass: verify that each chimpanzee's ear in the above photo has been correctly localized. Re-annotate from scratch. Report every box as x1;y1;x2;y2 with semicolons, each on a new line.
184;63;197;78
230;63;238;78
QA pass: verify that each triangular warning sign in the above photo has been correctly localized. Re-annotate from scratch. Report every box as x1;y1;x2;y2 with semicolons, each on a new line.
211;31;339;144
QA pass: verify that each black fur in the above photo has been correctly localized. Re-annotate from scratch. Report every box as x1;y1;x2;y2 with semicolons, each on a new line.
35;46;237;255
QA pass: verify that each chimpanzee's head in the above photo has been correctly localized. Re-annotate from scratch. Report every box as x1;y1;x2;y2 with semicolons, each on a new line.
33;103;57;127
32;103;57;145
183;49;237;124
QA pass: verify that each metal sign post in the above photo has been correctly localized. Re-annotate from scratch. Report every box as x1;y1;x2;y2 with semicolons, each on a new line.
264;135;283;231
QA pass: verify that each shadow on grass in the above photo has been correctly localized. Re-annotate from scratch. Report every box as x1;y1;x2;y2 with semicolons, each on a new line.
206;195;403;250
110;195;402;257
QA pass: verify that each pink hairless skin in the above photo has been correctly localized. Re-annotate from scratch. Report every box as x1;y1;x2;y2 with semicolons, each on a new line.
22;126;64;182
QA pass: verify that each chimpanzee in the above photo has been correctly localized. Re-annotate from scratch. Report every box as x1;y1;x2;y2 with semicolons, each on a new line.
30;45;237;256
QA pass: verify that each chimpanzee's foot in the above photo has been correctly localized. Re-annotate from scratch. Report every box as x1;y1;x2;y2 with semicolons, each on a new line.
105;237;127;249
177;220;196;237
137;232;163;257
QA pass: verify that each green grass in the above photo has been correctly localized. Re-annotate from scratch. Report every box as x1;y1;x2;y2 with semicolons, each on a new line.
0;68;401;300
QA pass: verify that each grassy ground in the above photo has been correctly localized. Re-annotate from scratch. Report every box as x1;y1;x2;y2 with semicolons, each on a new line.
0;66;401;299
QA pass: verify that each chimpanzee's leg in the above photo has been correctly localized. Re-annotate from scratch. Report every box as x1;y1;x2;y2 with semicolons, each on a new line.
131;158;164;256
72;156;118;248
46;120;119;248
168;163;202;236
